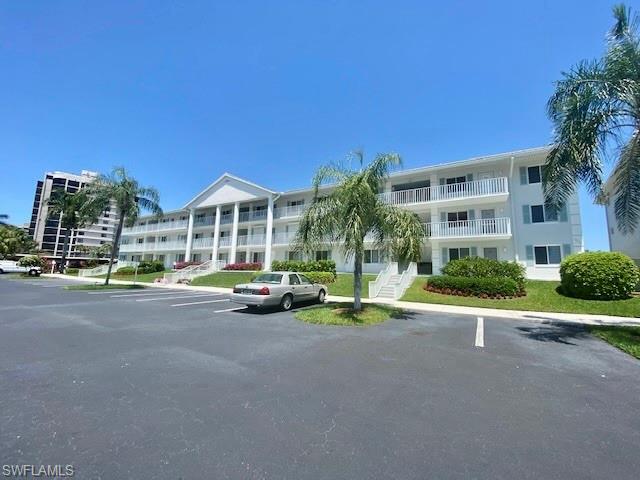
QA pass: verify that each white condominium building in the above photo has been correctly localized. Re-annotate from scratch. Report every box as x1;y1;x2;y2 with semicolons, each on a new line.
602;175;640;265
118;146;583;280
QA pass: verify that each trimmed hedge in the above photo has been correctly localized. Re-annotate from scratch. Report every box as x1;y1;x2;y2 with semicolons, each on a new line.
115;266;136;275
271;260;336;275
425;275;521;298
300;271;335;284
442;257;525;291
223;262;262;271
137;260;165;274
65;268;79;275
560;251;640;300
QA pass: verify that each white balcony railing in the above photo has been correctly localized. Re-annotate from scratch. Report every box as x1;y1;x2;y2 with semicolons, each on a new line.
122;219;189;235
192;237;214;249
236;234;266;246
220;214;233;225
193;216;215;227
273;232;297;244
119;240;187;252
218;237;232;247
425;217;511;239
239;210;268;222
274;204;306;219
379;177;508;206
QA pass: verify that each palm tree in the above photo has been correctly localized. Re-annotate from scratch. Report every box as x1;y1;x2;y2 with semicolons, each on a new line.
545;4;640;234
85;167;162;285
0;214;8;226
47;189;102;273
295;151;425;311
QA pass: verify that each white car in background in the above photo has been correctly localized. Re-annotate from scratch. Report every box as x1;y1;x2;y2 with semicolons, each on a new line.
0;260;42;276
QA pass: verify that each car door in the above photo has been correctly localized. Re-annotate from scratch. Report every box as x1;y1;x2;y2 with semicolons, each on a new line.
297;274;315;300
288;274;303;301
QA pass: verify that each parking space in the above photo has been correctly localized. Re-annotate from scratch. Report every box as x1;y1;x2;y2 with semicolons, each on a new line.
1;277;640;479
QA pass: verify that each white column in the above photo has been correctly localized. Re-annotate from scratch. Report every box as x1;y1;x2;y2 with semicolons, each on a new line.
229;202;240;264
185;209;195;261
264;196;274;270
212;205;221;268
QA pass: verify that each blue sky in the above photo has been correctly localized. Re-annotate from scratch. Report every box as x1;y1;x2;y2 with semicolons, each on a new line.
0;0;621;250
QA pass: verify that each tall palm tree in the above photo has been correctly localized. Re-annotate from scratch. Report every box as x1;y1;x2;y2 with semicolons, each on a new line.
85;167;162;285
545;4;640;234
295;151;425;311
0;214;8;225
47;189;102;273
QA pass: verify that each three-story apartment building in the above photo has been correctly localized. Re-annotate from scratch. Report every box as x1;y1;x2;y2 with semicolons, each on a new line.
118;146;583;280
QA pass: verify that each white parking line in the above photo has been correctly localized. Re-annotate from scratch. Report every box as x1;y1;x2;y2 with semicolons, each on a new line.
213;306;246;313
475;316;485;348
171;298;231;307
109;290;187;298
137;293;219;303
28;283;70;287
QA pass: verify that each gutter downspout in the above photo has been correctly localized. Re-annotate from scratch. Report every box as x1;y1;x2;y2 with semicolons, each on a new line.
507;155;520;263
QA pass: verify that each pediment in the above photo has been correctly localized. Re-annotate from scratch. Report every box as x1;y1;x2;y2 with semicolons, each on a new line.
184;173;275;209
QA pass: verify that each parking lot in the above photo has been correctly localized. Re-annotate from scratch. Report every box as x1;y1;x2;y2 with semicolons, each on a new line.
1;276;640;479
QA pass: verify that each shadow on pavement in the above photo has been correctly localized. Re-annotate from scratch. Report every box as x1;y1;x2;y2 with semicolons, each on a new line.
516;322;589;346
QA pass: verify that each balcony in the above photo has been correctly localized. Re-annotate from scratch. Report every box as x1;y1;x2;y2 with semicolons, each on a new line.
192;237;214;249
193;216;215;228
122;219;188;235
239;210;268;222
220;214;233;225
218;237;232;247
274;204;305;219
273;232;297;245
379;177;509;208
237;234;266;246
425;217;511;240
119;240;187;252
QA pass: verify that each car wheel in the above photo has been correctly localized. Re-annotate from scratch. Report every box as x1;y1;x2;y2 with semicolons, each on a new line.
317;289;326;304
28;269;38;277
0;268;4;274
280;293;293;311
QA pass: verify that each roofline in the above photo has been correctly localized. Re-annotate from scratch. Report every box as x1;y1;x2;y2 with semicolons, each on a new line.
182;172;277;209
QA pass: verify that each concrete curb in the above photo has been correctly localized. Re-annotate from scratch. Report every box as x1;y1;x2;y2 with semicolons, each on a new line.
46;273;640;326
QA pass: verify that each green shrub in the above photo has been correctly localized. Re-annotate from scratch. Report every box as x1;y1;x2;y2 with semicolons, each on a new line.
18;255;47;268
271;259;336;274
560;251;640;300
426;275;520;298
442;257;525;290
65;268;79;275
137;260;165;274
85;259;99;268
301;271;336;284
116;266;137;275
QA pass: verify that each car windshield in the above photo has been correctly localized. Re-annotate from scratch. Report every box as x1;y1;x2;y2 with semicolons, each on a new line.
252;273;283;284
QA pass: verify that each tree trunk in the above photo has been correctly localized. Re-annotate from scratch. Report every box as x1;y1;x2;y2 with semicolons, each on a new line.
105;214;124;286
58;228;71;273
353;248;363;312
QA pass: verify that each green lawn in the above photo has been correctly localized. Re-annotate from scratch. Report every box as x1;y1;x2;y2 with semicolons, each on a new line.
401;279;640;318
295;303;403;326
90;270;170;283
329;273;377;297
191;271;257;287
588;326;640;359
64;283;145;291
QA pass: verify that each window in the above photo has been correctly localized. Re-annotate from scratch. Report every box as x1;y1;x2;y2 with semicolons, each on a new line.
289;274;301;285
364;249;381;263
287;199;304;207
136;238;144;244
530;204;557;223
102;226;108;231
315;250;331;261
157;255;165;262
299;274;312;285
252;252;265;263
160;236;167;242
534;245;562;265
446;176;466;185
527;166;542;184
483;247;498;260
531;205;544;223
287;251;302;261
448;248;470;261
175;253;185;262
447;211;468;222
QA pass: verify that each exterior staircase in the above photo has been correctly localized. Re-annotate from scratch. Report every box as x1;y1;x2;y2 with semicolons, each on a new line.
163;260;226;284
369;262;418;300
78;260;139;278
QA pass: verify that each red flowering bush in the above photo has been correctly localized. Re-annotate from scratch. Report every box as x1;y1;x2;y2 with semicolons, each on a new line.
223;262;262;271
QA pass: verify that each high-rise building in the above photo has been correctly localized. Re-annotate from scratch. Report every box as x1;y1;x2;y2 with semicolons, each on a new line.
28;170;119;262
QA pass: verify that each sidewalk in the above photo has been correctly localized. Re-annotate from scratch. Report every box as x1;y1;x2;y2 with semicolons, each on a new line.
47;274;640;326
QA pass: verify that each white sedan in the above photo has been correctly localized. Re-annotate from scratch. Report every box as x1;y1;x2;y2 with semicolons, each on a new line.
0;260;42;276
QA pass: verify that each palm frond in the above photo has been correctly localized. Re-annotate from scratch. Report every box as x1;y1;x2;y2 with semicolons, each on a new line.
613;130;640;234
